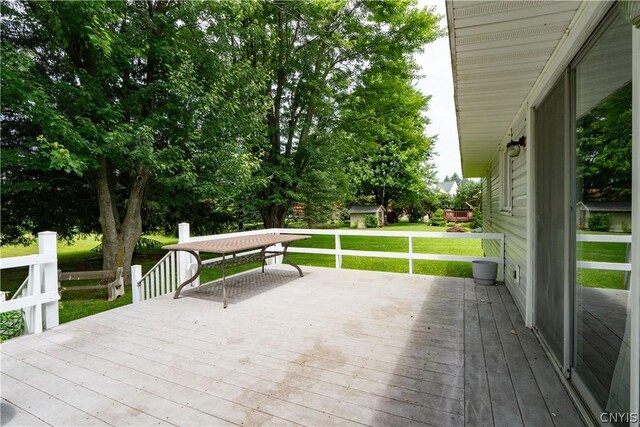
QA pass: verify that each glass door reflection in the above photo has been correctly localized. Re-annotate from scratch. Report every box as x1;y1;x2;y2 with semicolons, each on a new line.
573;12;633;424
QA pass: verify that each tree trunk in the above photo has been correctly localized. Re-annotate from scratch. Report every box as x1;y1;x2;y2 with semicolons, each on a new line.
260;205;288;229
95;157;149;284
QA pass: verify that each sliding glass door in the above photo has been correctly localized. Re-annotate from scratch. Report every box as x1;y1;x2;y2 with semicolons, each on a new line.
573;11;633;423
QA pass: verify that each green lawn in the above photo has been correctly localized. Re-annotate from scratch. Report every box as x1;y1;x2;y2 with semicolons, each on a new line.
1;224;628;326
287;223;485;277
1;234;178;323
576;232;631;289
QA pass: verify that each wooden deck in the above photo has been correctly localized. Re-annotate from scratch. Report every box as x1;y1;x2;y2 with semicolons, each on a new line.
1;266;583;426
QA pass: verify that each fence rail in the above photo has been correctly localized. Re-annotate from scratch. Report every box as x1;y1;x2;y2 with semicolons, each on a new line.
132;224;505;303
576;234;632;272
0;232;59;335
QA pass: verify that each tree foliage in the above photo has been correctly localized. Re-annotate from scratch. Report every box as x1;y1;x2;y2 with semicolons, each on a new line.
1;0;442;272
1;1;265;275
576;82;632;202
450;179;481;210
235;0;440;227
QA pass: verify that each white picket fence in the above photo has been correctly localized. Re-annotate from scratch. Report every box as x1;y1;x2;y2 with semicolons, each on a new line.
0;232;60;335
131;223;505;303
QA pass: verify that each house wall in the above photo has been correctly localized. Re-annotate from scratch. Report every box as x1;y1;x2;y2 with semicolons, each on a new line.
482;119;528;317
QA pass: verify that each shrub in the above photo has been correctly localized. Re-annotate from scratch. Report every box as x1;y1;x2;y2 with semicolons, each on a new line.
0;310;24;342
447;221;456;227
365;214;378;228
430;208;445;226
459;222;473;228
470;207;482;229
588;213;610;232
622;222;631;233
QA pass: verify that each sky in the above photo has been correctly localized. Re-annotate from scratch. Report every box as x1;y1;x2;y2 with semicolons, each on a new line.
414;0;461;181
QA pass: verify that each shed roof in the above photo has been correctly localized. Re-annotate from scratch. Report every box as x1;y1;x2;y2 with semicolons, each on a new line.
577;201;632;212
348;205;384;214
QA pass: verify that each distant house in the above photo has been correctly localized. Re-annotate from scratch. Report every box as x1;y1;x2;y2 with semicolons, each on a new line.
439;181;458;196
348;205;385;228
577;201;632;232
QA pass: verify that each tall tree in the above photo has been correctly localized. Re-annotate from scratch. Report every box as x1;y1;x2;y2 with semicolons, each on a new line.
1;1;265;277
238;0;440;227
345;58;437;215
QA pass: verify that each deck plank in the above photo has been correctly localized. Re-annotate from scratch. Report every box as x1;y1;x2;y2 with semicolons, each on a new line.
0;267;585;426
0;399;49;427
475;284;524;427
1;354;167;426
486;285;553;426
1;373;111;427
496;284;583;427
463;279;493;426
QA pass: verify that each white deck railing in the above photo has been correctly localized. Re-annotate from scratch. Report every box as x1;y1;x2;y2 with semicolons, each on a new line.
132;223;505;303
0;232;60;334
576;234;632;272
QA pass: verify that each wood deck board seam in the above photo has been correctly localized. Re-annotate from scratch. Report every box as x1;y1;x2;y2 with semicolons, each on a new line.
1;397;53;427
10;338;351;427
84;311;465;384
117;302;466;349
487;285;553;426
1;371;120;427
475;283;523;426
4;341;242;427
64;320;465;403
43;328;464;420
2;355;172;427
129;300;467;341
485;284;526;426
34;332;453;427
120;300;466;350
495;285;585;426
471;282;496;427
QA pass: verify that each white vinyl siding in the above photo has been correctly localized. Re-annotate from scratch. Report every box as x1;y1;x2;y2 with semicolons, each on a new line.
483;127;528;317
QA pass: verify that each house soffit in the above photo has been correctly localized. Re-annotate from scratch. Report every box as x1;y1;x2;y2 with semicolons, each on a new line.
447;0;581;177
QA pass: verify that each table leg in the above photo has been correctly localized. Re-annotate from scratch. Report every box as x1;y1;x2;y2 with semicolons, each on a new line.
282;242;303;277
222;254;228;308
260;247;267;273
174;250;202;299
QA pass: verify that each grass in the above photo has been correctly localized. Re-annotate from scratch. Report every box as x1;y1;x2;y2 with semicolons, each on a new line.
0;224;629;326
287;223;484;278
1;234;177;323
576;233;631;289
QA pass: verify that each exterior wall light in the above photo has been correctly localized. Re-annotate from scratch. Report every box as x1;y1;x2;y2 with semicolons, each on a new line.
506;136;526;157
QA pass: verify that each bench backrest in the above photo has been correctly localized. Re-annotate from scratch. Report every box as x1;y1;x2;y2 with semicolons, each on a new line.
58;267;123;282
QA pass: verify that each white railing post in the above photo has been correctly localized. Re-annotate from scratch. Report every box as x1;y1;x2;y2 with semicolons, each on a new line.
131;265;142;303
335;233;342;269
409;236;414;275
25;264;42;334
39;231;58;330
178;223;199;287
